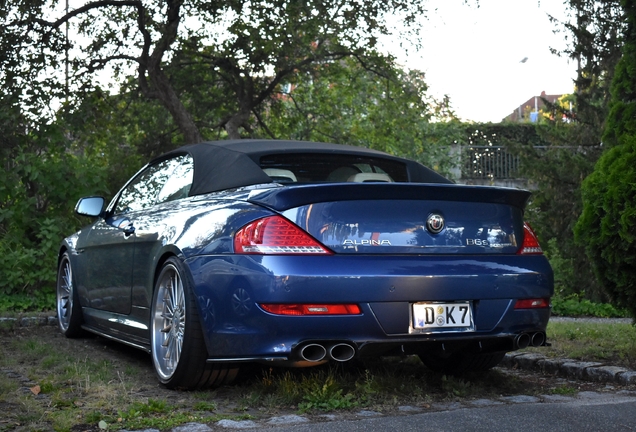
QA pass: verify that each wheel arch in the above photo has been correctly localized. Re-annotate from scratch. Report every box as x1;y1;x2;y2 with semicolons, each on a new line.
150;248;207;332
152;247;190;291
57;246;68;266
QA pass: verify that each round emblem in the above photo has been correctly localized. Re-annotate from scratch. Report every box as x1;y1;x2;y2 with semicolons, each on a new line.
426;213;445;234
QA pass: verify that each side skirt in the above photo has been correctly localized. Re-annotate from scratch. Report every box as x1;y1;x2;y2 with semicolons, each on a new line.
81;324;151;353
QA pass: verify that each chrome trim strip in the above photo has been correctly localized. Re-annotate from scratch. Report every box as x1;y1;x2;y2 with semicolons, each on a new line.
81;325;151;353
206;356;288;363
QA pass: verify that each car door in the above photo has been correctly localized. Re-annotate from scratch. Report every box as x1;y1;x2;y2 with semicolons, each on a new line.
129;155;194;310
79;156;190;314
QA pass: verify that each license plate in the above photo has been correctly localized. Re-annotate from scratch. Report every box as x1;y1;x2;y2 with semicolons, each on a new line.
412;302;473;329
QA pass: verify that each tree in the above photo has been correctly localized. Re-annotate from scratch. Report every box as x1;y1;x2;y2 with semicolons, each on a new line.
5;0;430;147
261;56;458;174
494;0;626;301
575;0;636;319
0;96;111;307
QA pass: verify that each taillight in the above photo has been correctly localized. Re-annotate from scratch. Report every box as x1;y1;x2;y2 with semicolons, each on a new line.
234;216;332;254
514;298;550;309
518;222;543;255
260;304;361;315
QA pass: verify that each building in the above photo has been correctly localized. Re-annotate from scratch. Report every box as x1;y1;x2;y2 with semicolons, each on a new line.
503;91;563;122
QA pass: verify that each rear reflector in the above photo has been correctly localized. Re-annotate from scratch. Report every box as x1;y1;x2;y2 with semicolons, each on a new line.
260;304;362;315
234;216;332;254
514;298;550;309
518;222;543;255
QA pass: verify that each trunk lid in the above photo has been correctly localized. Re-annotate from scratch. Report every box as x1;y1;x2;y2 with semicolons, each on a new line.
247;183;530;255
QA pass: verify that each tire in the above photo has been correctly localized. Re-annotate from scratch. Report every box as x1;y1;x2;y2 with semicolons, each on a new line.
56;252;84;337
151;257;238;389
419;351;506;374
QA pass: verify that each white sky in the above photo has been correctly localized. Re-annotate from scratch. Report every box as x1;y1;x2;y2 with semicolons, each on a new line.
386;0;577;123
56;1;576;124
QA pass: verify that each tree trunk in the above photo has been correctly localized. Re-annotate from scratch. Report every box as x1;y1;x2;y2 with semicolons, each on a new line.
225;109;251;140
147;64;203;144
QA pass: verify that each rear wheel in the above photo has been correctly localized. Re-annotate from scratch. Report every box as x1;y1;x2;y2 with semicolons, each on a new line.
419;351;506;374
151;257;238;389
56;252;84;337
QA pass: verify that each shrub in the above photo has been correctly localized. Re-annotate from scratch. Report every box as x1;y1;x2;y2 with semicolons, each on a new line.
0;133;109;308
575;138;636;318
575;0;636;319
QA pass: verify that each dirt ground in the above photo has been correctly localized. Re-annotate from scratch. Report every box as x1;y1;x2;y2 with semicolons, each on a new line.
0;323;629;432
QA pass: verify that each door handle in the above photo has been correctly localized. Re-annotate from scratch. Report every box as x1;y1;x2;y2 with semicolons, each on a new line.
123;224;136;236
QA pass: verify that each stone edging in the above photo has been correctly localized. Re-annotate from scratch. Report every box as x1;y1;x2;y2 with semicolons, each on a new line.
0;315;58;329
3;315;635;387
502;351;636;386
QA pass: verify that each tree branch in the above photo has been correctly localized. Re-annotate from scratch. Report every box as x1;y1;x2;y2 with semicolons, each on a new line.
36;1;143;30
251;108;277;139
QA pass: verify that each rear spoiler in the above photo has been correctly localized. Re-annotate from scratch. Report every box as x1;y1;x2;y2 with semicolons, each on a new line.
247;183;531;212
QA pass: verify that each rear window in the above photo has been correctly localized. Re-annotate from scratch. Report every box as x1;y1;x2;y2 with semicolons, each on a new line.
259;153;409;183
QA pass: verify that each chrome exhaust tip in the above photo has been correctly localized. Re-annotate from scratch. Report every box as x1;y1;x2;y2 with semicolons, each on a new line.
299;343;327;362
329;343;356;362
531;332;546;347
514;333;530;349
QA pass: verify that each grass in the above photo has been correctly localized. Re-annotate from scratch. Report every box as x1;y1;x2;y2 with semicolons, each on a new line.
524;320;636;369
0;327;552;432
1;318;634;431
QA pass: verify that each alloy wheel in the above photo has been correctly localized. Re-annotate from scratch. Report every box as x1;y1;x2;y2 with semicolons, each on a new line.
152;264;186;381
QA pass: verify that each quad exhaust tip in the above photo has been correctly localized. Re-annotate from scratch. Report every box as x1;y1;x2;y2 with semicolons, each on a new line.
514;332;546;349
329;343;356;362
299;342;356;362
299;344;327;362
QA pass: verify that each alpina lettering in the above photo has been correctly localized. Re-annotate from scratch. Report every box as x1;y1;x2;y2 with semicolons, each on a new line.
343;239;392;246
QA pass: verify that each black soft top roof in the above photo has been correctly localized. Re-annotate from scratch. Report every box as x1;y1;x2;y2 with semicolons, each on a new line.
157;139;451;195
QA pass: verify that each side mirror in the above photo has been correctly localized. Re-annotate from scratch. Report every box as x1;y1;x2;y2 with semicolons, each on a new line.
75;196;105;217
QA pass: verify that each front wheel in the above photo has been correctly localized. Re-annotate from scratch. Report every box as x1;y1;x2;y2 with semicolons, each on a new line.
56;252;84;337
151;257;238;389
419;351;506;374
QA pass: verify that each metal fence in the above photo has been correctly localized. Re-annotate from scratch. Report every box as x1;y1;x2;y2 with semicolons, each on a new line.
461;146;521;180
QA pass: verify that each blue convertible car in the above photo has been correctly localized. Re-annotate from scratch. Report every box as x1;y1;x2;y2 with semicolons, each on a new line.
57;140;553;389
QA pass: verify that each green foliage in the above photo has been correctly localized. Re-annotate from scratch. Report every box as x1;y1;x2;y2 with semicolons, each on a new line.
120;399;170;417
543;238;576;297
575;0;636;319
551;294;628;318
0;291;55;312
506;123;605;300
515;0;627;302
263;57;459;175
298;375;357;412
5;0;432;144
575;137;636;318
0;101;113;304
410;122;603;300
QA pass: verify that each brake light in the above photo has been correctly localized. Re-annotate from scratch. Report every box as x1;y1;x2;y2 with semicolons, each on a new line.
514;298;550;309
234;216;332;254
260;304;361;315
518;222;543;255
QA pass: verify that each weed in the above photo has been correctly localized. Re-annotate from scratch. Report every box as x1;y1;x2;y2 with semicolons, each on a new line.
439;375;473;398
193;400;217;411
298;374;357;412
549;385;577;396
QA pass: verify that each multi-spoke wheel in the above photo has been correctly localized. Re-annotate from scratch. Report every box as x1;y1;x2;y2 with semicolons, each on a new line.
56;252;84;337
151;257;238;389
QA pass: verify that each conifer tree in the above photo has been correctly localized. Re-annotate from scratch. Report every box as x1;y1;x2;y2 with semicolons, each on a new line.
575;0;636;319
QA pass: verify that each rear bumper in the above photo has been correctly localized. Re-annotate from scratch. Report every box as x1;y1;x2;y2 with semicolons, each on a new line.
185;254;553;362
